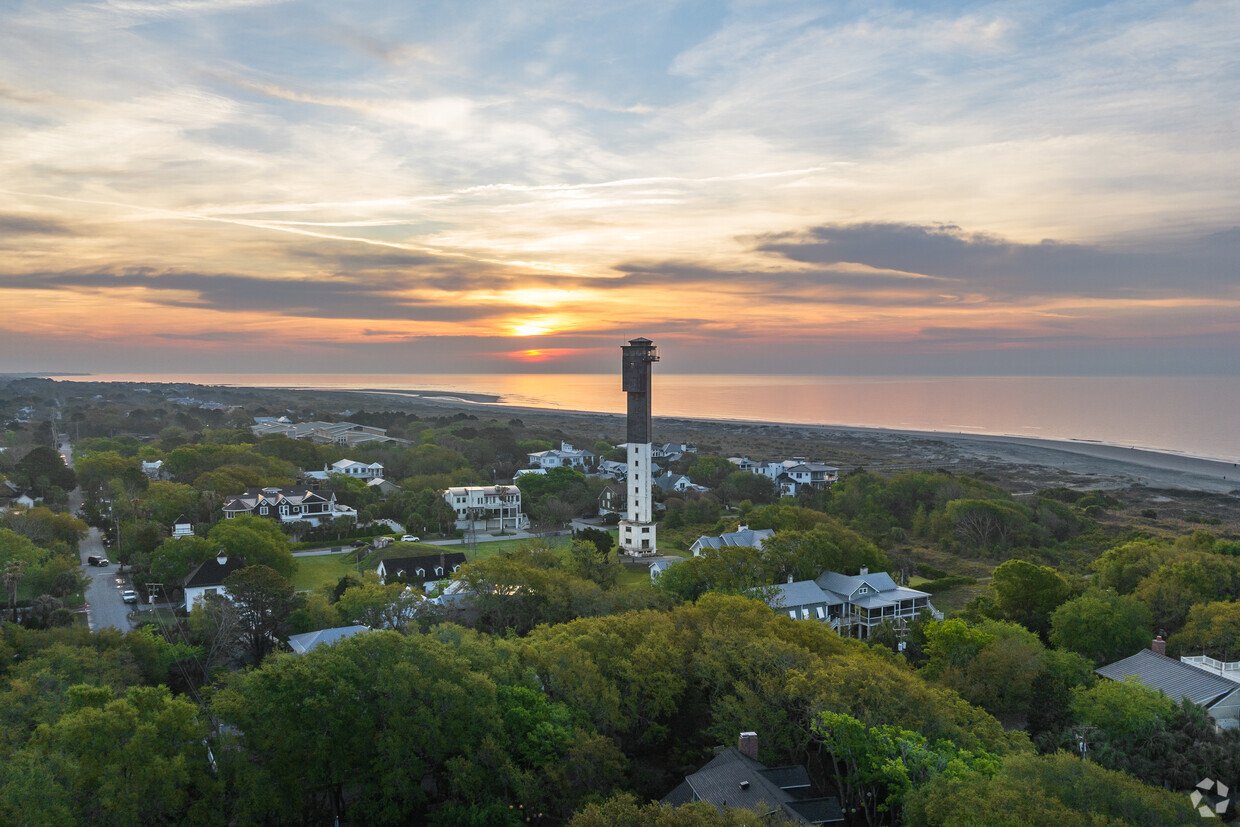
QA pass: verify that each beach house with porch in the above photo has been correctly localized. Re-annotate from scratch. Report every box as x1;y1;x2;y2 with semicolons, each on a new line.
765;567;940;638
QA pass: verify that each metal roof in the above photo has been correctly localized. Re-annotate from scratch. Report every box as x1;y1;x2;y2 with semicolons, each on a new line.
1096;649;1239;707
767;581;832;609
287;625;371;654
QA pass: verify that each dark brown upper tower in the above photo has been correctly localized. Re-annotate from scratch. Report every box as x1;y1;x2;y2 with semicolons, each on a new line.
621;337;658;444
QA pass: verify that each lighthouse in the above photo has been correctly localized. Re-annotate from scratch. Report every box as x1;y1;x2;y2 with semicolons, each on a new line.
620;337;659;556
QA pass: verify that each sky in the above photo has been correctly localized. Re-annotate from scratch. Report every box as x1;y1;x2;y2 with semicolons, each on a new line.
0;0;1237;376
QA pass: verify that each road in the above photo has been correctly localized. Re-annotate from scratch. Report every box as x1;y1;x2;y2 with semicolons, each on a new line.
80;526;133;632
62;438;134;632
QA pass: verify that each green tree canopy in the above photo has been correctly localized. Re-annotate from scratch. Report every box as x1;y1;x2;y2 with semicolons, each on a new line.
1049;589;1153;664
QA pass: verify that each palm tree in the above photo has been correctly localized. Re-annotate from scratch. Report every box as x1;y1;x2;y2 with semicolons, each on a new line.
3;560;26;623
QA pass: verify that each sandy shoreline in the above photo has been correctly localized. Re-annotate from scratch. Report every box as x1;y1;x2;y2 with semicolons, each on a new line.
337;387;1239;495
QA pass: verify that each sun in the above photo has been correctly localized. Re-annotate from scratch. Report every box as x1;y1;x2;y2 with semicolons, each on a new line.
509;317;559;337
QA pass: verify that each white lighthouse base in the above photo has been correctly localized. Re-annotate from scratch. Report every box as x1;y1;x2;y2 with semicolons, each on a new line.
620;520;658;556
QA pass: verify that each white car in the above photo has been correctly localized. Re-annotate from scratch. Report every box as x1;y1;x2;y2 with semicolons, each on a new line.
399;535;421;543
121;589;138;604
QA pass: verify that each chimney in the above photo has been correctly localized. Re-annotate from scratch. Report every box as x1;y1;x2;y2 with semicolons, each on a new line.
859;566;869;576
1151;635;1166;656
737;731;759;760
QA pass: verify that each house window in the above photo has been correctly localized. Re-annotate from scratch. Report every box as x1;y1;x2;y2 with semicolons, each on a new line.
259;506;268;515
415;568;425;577
857;587;868;594
641;527;650;533
788;610;797;620
435;567;444;576
816;606;826;619
801;608;810;620
279;505;289;515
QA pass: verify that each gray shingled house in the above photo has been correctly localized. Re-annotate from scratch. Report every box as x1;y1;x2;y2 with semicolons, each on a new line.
1096;640;1240;731
663;732;844;824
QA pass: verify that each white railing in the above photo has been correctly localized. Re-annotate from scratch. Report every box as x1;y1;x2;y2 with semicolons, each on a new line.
1182;655;1240;683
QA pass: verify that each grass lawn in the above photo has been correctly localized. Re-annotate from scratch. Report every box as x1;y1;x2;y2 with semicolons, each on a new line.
291;553;363;592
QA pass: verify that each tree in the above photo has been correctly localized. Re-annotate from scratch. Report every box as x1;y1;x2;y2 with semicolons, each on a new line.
207;516;295;577
223;565;298;663
1071;677;1174;742
989;559;1071;636
686;455;735;489
4;560;27;623
0;685;218;826
758;522;889;583
13;446;76;498
336;580;421;630
1169;600;1240;660
904;751;1198;826
569;794;768;826
941;499;1031;553
812;709;999;826
1132;551;1240;633
1091;539;1176;594
715;471;777;506
147;536;218;590
1049;589;1152;664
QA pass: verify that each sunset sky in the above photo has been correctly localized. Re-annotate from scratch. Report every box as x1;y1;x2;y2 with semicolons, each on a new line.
1;0;1237;375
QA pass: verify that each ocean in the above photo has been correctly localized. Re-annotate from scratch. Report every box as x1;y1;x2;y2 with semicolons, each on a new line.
52;373;1240;463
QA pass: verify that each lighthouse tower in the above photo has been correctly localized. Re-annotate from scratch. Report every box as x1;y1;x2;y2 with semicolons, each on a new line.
620;337;659;556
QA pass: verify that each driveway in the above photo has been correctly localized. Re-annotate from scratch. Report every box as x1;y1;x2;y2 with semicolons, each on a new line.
80;527;132;632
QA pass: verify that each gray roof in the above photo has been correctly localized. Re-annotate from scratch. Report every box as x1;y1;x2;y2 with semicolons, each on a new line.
1096;649;1240;707
287;625;370;654
815;570;900;598
849;587;932;609
767;581;832;609
693;527;775;551
668;749;842;824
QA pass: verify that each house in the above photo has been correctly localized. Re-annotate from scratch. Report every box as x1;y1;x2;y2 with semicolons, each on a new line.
171;515;194;538
141;459;165;480
663;732;844;824
324;459;385;480
366;477;401;496
649;556;685;582
728;457;839;496
1097;640;1240;731
513;468;547;479
690;525;776;556
250;419;410;447
377;552;468;587
222;487;357;527
527;442;594;470
598;484;626;516
653;472;706;495
287;625;371;654
182;554;248;612
443;485;529;532
595;459;628;481
13;493;37;509
760;568;940;639
653;442;696;462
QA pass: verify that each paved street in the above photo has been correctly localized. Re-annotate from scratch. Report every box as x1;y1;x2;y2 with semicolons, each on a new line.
80;527;132;632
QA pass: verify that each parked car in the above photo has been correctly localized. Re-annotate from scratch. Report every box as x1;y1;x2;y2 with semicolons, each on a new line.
87;556;110;567
350;539;370;548
121;589;138;604
400;535;421;543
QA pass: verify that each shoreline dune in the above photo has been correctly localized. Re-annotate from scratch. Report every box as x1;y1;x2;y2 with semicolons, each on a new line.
344;388;1240;495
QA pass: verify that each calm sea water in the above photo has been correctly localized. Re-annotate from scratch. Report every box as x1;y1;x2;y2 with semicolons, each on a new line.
56;373;1240;462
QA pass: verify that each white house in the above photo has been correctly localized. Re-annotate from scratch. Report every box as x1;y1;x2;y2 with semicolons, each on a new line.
182;554;248;612
442;485;529;532
649;556;685;582
527;442;594;470
171;515;194;538
729;457;840;496
141;460;166;480
325;459;385;480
